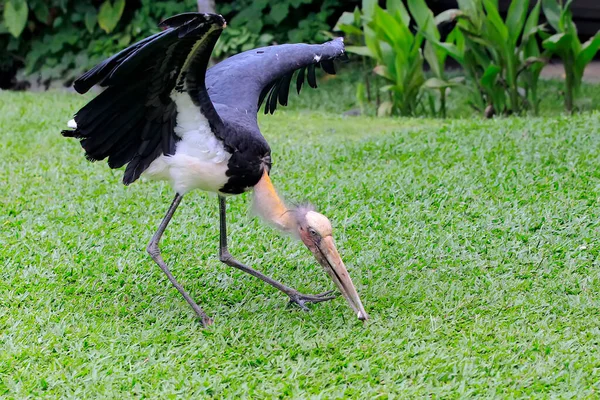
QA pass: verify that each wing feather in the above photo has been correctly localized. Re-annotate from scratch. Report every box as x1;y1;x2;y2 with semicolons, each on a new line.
206;38;346;118
64;13;226;185
278;72;293;107
307;63;317;89
296;67;306;95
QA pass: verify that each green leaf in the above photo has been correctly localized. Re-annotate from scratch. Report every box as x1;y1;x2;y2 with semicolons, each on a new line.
483;0;508;43
434;41;464;64
269;3;289;24
334;12;355;31
4;0;29;38
32;2;50;24
523;0;541;37
506;0;528;45
362;0;377;20
423;77;459;89
98;0;125;34
345;46;374;57
450;76;466;84
356;81;367;106
85;11;97;33
373;65;393;80
521;0;544;59
424;41;441;78
559;1;577;37
364;26;382;60
408;0;439;40
541;0;561;31
575;32;600;78
480;64;501;88
370;6;406;50
542;32;573;54
486;0;498;9
434;9;463;25
386;0;410;26
337;24;364;36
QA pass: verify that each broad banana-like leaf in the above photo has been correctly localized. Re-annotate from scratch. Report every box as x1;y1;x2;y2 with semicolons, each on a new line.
334;11;356;31
435;9;463;25
373;65;393;80
346;46;374;57
408;0;439;40
424;41;442;78
541;0;561;31
506;0;529;46
423;77;462;89
432;41;464;64
370;6;406;51
483;0;509;43
386;0;411;27
480;64;501;89
362;0;377;20
575;32;600;80
542;33;573;54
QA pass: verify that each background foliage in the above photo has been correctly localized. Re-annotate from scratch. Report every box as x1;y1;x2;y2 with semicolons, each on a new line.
0;0;355;87
335;0;599;116
1;0;598;116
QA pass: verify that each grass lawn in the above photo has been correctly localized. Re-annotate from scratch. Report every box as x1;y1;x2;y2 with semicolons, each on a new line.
1;86;600;398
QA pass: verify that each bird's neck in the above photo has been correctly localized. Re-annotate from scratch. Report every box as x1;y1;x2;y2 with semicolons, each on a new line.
253;171;297;232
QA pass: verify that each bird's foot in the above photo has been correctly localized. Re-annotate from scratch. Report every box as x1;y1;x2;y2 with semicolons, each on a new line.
287;290;338;311
200;316;214;327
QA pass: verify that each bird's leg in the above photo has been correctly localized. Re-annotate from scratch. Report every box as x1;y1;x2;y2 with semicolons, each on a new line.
218;196;336;311
147;194;213;327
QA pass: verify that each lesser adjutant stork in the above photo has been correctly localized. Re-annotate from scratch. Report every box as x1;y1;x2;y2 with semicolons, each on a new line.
62;13;368;326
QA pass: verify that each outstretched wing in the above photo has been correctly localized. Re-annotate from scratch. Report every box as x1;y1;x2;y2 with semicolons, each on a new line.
63;13;226;185
206;38;346;117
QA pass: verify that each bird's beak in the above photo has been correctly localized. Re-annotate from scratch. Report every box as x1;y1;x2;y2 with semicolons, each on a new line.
313;236;369;321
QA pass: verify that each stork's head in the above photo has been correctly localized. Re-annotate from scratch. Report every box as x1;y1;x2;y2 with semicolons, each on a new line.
294;207;369;321
252;171;368;321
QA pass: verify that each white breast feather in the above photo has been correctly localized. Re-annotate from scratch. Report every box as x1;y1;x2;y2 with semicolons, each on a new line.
143;92;231;194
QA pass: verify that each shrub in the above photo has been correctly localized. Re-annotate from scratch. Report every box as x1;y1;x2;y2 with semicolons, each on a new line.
541;0;600;113
337;0;426;117
433;0;547;116
0;0;354;86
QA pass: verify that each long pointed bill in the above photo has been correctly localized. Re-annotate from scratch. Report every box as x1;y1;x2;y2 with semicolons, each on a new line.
314;236;369;321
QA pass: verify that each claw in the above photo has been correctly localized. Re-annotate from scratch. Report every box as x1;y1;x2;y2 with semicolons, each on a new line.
287;290;339;311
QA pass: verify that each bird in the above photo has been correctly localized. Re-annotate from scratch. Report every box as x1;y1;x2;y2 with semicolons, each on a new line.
62;12;368;327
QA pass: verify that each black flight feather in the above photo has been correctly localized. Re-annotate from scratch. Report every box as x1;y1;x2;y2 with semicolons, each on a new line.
321;59;336;75
296;67;305;94
278;72;293;106
268;79;281;114
73;30;167;94
65;12;225;185
307;63;317;89
206;37;346;117
257;81;275;110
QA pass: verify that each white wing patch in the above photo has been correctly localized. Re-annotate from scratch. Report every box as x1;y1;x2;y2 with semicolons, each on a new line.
143;92;231;194
67;119;77;129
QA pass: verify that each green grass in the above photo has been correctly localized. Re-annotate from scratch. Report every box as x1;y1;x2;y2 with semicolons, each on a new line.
2;87;600;398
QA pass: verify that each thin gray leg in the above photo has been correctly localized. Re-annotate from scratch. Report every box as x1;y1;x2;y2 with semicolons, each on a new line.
217;196;336;310
147;194;213;327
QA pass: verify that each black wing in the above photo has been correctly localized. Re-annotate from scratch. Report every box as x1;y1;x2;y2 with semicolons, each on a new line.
206;38;346;117
63;13;226;185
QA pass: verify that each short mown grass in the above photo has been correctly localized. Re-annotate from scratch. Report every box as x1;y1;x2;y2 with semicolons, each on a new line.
1;85;600;397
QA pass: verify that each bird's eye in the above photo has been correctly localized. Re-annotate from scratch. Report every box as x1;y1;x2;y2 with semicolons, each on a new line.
308;228;318;237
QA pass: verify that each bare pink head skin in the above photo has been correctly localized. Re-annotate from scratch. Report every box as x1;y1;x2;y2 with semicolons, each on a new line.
253;171;369;321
